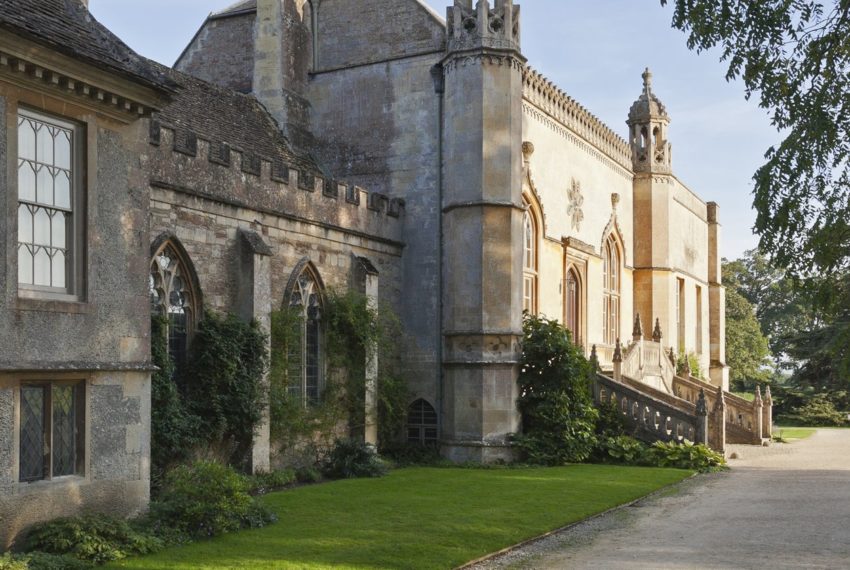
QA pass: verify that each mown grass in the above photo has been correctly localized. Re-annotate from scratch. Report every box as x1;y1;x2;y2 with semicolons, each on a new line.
772;427;817;441
108;465;690;570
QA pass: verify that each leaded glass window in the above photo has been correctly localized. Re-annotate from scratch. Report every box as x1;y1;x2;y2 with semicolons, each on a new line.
19;382;84;482
17;111;78;294
523;203;538;314
602;235;621;345
407;399;438;445
149;244;197;368
287;267;323;407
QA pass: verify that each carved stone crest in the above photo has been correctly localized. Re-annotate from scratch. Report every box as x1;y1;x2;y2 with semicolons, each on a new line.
567;178;584;232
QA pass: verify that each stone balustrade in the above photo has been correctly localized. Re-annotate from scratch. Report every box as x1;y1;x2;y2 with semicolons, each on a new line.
593;372;708;446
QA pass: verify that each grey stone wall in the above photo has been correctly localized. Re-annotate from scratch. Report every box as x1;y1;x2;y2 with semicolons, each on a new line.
315;0;445;70
0;372;150;549
0;95;6;310
175;13;256;93
309;50;442;407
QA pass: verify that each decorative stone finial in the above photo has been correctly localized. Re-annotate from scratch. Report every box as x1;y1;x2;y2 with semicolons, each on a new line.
589;344;600;371
632;314;643;342
765;385;772;405
652;318;663;343
611;192;620;210
696;388;708;416
754;385;763;406
682;354;692;377
713;389;726;412
668;346;676;367
522;140;535;158
642;67;652;93
613;338;623;363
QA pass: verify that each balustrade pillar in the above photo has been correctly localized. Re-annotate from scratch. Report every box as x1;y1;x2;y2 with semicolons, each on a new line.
752;386;764;445
712;390;726;453
612;339;623;382
762;386;773;440
695;388;709;446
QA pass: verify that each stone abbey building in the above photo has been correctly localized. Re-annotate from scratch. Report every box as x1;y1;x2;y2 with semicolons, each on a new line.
0;0;757;544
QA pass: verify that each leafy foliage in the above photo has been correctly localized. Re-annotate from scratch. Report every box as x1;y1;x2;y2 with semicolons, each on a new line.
150;316;197;474
150;461;276;539
593;435;647;465
514;314;598;465
182;312;268;469
245;469;297;495
645;440;727;472
323;439;389;479
676;350;704;380
269;290;408;467
779;394;847;426
722;259;773;391
23;515;162;564
379;442;443;467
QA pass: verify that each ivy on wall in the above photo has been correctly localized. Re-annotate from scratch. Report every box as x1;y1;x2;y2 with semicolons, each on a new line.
269;289;408;466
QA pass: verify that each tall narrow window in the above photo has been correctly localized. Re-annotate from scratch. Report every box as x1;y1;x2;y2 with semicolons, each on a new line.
19;382;85;482
602;235;620;345
566;267;581;345
286;265;323;406
150;243;199;368
523;205;538;314
695;285;703;354
17;110;81;296
677;278;686;354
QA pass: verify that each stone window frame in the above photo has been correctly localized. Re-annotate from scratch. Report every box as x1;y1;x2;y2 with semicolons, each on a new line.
149;235;204;370
564;256;586;349
13;375;89;485
283;259;325;408
522;198;540;315
406;398;438;445
602;234;622;346
15;108;86;302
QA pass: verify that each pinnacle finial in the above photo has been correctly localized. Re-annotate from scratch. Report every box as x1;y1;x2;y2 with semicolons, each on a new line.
632;313;643;341
652;318;663;343
642;67;652;93
613;338;623;363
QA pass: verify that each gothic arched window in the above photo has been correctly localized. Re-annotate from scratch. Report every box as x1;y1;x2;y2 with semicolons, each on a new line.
149;242;199;368
566;266;582;346
286;264;324;406
523;203;538;314
602;235;621;345
407;399;438;445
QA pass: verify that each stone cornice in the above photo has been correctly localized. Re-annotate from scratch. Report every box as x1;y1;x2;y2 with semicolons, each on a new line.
522;66;632;171
0;35;166;122
442;48;525;73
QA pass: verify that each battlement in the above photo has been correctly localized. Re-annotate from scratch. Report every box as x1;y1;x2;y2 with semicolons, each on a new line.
446;0;520;52
522;66;633;171
148;121;406;219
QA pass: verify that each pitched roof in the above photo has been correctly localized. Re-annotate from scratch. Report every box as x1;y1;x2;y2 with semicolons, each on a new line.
211;0;257;19
0;0;175;92
150;61;320;173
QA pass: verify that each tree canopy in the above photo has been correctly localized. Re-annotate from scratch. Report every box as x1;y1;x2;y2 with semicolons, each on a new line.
662;0;850;276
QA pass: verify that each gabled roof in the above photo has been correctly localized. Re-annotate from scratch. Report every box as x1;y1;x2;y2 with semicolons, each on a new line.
150;60;319;173
211;0;257;19
0;0;175;92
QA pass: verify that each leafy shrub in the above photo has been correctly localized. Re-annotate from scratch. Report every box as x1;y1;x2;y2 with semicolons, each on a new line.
183;312;268;469
0;553;29;570
677;351;703;379
595;399;628;438
23;515;162;564
150;316;198;476
645;440;726;472
380;442;443;466
593;435;647;465
13;552;91;570
780;395;847;426
294;466;323;484
150;461;275;539
513;314;598;465
246;469;296;495
323;439;388;479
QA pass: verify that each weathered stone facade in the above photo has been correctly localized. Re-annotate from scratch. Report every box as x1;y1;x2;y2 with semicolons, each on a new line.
0;0;732;543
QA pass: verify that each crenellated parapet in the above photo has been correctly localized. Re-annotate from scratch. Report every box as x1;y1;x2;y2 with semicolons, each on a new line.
147;121;406;241
522;66;633;171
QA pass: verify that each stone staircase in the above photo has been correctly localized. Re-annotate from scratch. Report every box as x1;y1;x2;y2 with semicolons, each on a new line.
590;333;771;453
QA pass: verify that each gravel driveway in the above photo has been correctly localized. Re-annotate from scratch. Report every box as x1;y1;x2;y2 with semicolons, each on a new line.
468;429;850;570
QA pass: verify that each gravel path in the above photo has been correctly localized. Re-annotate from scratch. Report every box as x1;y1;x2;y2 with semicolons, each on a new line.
468;429;850;570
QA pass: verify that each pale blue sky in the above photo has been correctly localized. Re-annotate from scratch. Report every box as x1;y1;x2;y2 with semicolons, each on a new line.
89;0;779;260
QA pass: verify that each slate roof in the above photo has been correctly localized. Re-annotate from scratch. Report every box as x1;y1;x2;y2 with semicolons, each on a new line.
150;61;320;174
0;0;175;92
211;0;257;19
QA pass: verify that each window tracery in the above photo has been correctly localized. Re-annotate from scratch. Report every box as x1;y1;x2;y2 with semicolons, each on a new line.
149;242;198;367
286;264;324;406
523;202;539;314
602;235;621;345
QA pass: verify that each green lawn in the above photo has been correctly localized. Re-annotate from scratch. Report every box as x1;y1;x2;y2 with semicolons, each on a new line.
108;465;690;570
772;427;817;441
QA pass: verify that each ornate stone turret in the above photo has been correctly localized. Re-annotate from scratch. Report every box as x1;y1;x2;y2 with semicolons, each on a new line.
440;0;526;463
627;68;671;174
447;0;521;52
